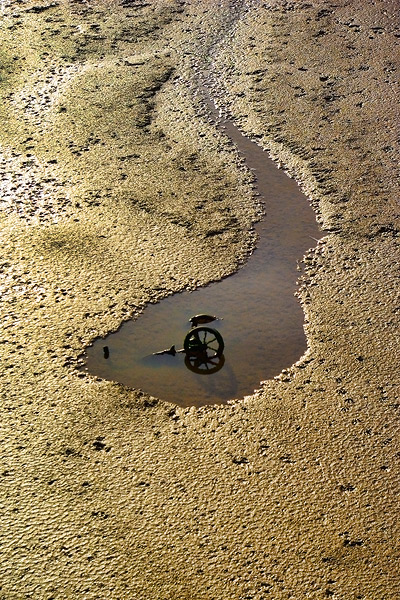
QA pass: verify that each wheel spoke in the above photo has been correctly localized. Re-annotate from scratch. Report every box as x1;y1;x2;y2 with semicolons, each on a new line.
184;326;224;359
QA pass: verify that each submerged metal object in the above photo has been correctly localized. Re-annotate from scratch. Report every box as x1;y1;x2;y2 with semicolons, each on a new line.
153;345;176;356
152;323;225;376
183;326;224;358
189;314;222;328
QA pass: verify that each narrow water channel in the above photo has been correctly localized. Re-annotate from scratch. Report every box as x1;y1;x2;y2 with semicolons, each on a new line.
83;97;321;407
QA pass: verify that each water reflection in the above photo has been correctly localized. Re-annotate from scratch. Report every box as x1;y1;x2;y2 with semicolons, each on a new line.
184;353;225;375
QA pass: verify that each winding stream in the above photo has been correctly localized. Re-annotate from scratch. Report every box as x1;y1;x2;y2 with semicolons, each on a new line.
83;96;321;407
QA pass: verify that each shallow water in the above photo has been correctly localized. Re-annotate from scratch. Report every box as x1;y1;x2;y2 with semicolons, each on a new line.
83;104;321;407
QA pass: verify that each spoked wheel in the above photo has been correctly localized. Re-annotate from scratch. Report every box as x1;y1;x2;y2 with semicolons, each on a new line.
184;353;225;375
183;326;224;359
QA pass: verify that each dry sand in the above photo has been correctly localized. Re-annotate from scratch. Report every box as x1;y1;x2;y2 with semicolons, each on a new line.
1;0;399;598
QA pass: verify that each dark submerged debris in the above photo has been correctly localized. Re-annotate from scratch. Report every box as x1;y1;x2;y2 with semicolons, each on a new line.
189;314;222;327
153;345;176;356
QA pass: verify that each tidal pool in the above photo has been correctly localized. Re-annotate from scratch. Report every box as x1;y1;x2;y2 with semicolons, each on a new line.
83;102;321;407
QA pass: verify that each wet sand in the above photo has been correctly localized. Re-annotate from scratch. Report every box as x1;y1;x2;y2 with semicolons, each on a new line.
1;1;399;598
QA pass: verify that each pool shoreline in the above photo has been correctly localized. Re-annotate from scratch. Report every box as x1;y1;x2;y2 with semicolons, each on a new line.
85;88;322;405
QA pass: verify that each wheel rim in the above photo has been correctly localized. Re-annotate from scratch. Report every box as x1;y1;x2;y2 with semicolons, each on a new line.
184;326;224;358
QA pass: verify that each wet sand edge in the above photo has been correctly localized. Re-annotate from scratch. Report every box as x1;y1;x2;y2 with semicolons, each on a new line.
1;1;399;598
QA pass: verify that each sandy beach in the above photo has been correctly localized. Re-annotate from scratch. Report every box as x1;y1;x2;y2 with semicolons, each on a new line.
1;1;399;598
